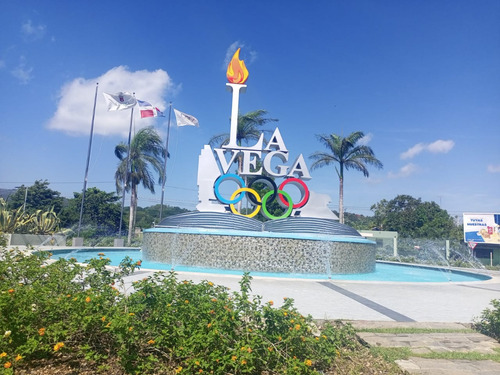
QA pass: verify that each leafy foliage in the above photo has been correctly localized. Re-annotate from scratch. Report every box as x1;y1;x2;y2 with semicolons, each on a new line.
59;187;121;235
7;180;63;215
474;299;500;342
0;199;60;235
370;194;460;239
115;127;166;245
309;131;383;224
0;248;359;374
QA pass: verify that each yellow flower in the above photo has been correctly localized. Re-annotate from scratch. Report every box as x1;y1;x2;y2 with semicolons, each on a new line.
198;370;203;373
185;300;189;304
38;327;45;336
4;331;11;338
241;359;247;365
175;366;182;373
0;352;6;357
240;346;246;351
268;300;274;306
295;324;301;330
211;298;217;302
208;281;213;286
15;354;22;361
128;327;133;331
8;289;14;294
195;361;200;365
98;252;105;256
231;355;237;361
147;339;155;345
54;342;64;351
283;311;288;316
101;316;106;322
85;296;91;303
105;322;111;328
268;347;273;352
247;347;252;353
183;280;189;284
66;294;71;298
4;362;12;369
128;313;135;316
207;323;212;328
304;359;312;367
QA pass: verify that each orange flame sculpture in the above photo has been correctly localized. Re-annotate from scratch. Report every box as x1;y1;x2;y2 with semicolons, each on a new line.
226;48;249;84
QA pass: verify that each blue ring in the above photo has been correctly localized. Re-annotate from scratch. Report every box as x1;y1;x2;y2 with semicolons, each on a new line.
214;174;246;204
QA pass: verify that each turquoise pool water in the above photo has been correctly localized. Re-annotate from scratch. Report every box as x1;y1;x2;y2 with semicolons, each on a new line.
50;248;491;282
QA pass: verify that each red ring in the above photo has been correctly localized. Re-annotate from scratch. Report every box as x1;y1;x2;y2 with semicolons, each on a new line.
278;178;310;209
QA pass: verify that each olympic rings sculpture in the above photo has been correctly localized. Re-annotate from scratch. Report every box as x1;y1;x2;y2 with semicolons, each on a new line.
213;173;310;220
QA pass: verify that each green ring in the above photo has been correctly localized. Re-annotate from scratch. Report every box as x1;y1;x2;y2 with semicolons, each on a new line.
262;190;293;220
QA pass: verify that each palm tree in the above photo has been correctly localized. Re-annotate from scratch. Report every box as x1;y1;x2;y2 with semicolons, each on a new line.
208;109;277;173
309;131;383;224
115;126;165;245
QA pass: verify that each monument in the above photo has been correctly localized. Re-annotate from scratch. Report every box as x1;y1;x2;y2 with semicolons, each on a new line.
142;49;375;275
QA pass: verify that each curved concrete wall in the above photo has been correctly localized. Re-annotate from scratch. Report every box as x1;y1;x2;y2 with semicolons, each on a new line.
142;228;376;275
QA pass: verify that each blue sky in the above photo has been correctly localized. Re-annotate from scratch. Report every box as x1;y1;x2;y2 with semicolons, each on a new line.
1;0;499;219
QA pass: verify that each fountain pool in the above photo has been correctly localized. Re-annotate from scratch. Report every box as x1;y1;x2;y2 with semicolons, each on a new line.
48;248;491;283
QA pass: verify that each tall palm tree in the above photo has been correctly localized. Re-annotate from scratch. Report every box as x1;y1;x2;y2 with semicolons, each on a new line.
309;131;383;224
115;126;165;245
209;109;277;173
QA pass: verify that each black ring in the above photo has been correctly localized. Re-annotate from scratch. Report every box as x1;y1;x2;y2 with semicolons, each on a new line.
247;176;278;206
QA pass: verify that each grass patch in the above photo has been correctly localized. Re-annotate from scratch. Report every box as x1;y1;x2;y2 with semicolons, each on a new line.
357;327;475;334
369;347;500;364
369;347;412;362
417;348;500;362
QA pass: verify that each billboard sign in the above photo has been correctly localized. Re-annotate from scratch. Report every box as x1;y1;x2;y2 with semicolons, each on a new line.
463;213;500;245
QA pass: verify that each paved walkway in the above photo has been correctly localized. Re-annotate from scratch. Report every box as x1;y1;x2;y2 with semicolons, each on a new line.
351;321;500;374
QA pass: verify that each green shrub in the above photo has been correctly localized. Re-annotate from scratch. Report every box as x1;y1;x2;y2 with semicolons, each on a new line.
0;247;357;374
474;299;500;342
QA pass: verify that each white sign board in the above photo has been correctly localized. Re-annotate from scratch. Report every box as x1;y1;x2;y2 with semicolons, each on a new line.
463;213;500;245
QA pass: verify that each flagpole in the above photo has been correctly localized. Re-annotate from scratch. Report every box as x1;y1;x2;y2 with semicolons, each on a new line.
78;82;99;237
159;102;172;222
118;99;135;238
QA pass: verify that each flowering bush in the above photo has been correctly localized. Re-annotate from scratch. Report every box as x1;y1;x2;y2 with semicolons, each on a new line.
0;247;356;374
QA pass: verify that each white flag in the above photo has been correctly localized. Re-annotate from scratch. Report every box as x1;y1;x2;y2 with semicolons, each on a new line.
103;92;137;111
174;108;199;127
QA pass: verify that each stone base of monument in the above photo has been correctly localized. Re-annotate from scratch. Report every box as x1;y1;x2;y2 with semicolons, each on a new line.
142;212;376;275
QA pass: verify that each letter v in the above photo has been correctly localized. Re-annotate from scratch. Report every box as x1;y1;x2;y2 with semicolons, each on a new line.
214;148;240;174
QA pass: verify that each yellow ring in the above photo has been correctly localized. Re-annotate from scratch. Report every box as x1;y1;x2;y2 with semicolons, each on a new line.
229;188;261;218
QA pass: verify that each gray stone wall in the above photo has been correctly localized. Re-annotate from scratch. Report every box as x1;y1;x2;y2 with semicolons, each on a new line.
142;231;376;275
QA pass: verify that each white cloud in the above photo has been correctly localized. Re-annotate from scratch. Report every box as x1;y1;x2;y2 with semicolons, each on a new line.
487;164;500;173
388;163;418;178
427;139;455;154
358;132;373;146
400;143;425;159
11;56;33;84
21;20;46;40
400;139;454;159
47;66;173;136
